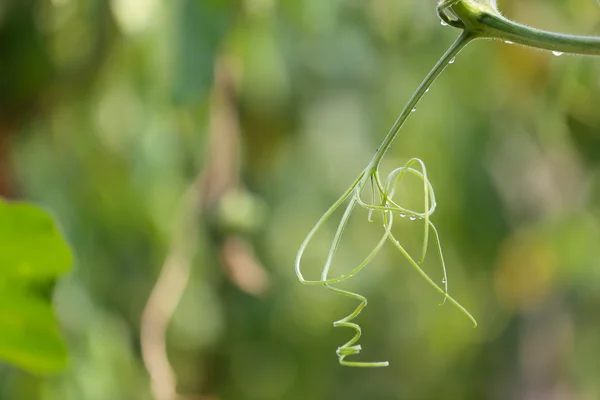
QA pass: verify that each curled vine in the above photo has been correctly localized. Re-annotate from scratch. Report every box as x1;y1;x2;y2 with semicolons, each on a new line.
296;0;600;367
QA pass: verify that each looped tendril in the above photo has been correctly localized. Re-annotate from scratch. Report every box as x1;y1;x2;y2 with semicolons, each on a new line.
297;0;600;369
295;16;477;368
295;159;477;367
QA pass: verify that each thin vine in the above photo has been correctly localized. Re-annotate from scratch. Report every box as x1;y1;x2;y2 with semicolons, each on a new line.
296;0;600;367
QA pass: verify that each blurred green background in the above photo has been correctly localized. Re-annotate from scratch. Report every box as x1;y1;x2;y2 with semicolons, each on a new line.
2;0;600;399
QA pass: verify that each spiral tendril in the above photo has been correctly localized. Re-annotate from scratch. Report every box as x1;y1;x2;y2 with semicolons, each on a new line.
295;158;477;367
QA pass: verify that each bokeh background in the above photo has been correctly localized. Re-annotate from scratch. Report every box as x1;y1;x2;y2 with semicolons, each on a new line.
2;0;600;399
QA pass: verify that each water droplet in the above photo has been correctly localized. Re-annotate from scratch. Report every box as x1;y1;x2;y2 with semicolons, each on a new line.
505;40;513;45
442;278;447;284
441;21;448;26
552;51;563;56
411;107;417;112
409;215;417;221
449;57;456;64
425;88;430;93
399;212;406;218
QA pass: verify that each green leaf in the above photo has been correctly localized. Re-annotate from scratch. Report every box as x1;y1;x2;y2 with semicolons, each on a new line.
0;199;72;374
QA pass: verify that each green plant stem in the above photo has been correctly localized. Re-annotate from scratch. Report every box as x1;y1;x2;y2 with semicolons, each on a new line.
479;13;600;55
295;0;600;368
449;1;600;55
368;31;474;170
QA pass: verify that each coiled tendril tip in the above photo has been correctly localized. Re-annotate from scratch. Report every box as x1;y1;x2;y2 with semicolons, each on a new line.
295;157;477;367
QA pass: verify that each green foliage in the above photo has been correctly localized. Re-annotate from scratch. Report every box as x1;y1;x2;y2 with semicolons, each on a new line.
3;0;600;398
0;199;71;374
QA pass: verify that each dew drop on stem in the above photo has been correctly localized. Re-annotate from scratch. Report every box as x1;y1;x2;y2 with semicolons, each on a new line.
441;21;448;26
399;212;406;218
552;51;563;56
449;57;455;64
409;215;417;221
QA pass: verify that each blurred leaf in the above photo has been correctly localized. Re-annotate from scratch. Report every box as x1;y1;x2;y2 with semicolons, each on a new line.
0;200;71;279
0;0;52;106
0;199;72;374
567;114;600;166
0;288;68;374
171;0;233;104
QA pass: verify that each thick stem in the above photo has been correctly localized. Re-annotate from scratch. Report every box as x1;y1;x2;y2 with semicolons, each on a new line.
448;1;600;56
478;13;600;55
369;31;474;169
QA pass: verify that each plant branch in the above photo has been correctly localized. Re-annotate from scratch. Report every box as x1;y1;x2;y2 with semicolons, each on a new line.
369;31;474;169
448;0;600;55
478;13;600;55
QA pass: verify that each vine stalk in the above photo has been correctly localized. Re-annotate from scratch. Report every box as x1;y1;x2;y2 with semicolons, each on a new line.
296;0;600;368
368;31;474;169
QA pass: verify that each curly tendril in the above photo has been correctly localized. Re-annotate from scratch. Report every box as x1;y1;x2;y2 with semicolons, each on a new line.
295;159;477;367
297;0;600;368
295;13;477;367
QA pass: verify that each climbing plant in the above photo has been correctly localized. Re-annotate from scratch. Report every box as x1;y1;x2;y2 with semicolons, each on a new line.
295;0;600;367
